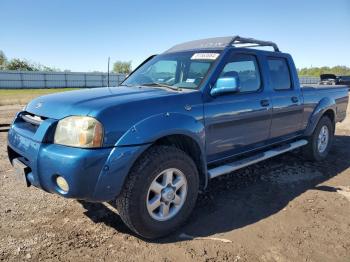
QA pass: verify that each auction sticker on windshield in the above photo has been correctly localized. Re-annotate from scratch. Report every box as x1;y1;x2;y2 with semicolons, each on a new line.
191;53;220;60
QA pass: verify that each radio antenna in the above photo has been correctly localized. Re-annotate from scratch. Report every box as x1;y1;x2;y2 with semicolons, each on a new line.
107;57;110;86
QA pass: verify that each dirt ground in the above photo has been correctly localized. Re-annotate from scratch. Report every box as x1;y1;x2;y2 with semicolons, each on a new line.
1;102;350;262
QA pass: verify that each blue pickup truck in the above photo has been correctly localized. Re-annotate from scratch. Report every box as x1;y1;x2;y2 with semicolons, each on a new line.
7;36;349;239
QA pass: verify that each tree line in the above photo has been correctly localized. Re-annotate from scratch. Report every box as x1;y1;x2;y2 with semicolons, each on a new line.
2;49;348;76
0;50;62;72
298;66;350;77
0;50;132;74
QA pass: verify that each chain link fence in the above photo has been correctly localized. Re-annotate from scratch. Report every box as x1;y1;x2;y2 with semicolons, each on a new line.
0;70;126;89
0;70;320;89
299;76;320;85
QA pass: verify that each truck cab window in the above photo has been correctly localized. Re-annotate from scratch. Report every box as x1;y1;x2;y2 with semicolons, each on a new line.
267;58;292;90
219;54;261;93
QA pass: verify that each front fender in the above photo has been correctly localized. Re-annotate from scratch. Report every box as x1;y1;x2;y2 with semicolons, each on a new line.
116;112;205;149
115;112;207;188
304;97;336;136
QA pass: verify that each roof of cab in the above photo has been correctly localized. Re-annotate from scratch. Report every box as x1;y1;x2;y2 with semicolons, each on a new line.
164;35;280;54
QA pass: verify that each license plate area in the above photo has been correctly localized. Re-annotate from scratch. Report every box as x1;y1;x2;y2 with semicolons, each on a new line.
12;158;30;187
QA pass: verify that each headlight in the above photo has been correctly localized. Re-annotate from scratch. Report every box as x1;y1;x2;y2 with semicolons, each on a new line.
54;116;103;148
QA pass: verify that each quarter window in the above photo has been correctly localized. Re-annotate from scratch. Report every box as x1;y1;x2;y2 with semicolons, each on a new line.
267;58;292;90
219;54;261;93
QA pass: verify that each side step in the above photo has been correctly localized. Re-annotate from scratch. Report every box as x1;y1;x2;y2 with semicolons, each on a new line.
208;139;308;179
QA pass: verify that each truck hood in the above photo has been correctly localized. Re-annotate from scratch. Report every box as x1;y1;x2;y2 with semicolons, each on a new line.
25;86;176;119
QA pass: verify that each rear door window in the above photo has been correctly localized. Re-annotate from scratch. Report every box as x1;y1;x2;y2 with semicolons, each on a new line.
267;58;292;90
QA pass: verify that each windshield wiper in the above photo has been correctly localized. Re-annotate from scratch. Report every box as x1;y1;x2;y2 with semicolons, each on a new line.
141;82;181;91
119;83;134;87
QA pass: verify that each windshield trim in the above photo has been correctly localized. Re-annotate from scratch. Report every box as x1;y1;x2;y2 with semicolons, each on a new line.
121;54;157;85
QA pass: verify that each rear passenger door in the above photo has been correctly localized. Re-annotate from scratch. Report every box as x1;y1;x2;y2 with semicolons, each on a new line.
268;57;303;138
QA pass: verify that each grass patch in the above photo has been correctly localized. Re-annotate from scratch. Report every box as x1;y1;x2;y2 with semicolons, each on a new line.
0;88;81;106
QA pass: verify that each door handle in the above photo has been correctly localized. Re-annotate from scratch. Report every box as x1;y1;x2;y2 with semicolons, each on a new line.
291;96;299;103
260;99;270;107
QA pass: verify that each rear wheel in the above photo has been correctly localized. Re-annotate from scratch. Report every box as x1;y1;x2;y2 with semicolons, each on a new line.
116;146;199;239
303;116;334;161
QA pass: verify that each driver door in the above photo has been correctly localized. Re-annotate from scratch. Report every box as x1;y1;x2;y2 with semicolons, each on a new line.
204;52;272;163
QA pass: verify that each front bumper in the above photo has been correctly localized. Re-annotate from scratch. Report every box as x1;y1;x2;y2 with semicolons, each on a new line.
7;112;149;202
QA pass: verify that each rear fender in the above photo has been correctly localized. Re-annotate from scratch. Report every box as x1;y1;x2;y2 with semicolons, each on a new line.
304;97;336;136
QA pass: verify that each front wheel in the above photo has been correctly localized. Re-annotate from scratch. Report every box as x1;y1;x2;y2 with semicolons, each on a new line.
116;146;199;239
303;116;334;161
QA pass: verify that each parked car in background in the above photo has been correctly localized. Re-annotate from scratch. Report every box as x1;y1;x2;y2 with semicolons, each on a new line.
7;36;349;239
320;74;337;85
338;75;350;87
320;74;350;88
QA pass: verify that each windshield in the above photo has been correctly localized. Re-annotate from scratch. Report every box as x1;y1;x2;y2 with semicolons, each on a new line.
122;51;221;89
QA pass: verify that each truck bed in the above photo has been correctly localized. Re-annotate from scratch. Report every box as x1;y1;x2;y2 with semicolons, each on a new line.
301;85;349;125
301;84;349;90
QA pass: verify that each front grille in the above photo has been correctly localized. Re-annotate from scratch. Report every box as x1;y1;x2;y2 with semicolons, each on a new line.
21;113;44;126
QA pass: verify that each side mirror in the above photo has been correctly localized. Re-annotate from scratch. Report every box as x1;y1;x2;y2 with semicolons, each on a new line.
210;76;240;96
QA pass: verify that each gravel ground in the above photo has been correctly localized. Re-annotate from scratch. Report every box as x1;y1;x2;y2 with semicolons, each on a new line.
1;103;350;262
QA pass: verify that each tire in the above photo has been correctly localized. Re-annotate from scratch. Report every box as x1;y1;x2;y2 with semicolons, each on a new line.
115;146;199;239
303;116;334;161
